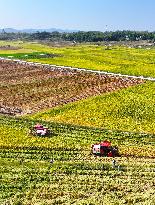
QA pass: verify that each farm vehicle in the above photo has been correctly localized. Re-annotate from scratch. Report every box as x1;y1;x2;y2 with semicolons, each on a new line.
92;140;119;157
30;124;51;136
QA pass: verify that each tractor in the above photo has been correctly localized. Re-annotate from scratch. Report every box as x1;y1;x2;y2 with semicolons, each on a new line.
30;124;51;136
91;140;119;157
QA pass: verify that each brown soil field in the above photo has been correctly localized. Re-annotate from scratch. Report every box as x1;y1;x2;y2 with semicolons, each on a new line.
0;45;20;50
0;60;144;115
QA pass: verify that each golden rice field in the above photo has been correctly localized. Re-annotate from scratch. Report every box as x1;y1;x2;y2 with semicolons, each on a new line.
0;40;155;77
0;41;155;205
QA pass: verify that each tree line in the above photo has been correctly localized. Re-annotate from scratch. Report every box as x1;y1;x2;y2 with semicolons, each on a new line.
0;30;155;42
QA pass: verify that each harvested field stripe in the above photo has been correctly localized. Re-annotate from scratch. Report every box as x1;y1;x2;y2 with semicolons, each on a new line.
1;59;143;115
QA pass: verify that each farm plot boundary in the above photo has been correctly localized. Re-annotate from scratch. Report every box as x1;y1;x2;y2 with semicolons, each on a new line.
1;57;155;81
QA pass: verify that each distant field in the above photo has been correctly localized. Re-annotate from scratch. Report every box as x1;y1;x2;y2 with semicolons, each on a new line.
31;81;155;134
0;41;34;54
0;41;155;77
0;115;155;204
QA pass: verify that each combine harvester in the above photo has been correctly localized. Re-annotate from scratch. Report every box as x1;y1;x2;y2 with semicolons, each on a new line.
92;140;119;157
30;124;51;136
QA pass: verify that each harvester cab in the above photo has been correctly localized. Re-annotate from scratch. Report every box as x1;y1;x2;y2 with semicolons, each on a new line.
31;124;50;136
92;140;119;157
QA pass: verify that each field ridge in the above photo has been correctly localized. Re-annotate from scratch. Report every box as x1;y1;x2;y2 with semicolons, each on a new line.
1;56;155;81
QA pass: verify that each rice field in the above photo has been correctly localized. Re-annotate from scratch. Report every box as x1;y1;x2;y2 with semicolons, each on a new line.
0;59;143;115
0;41;155;205
0;115;155;204
30;81;155;134
0;41;155;77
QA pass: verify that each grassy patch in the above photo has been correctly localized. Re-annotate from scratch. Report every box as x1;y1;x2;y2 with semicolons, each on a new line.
0;52;60;59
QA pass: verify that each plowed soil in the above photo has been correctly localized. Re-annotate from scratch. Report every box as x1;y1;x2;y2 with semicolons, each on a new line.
0;60;144;115
0;45;20;50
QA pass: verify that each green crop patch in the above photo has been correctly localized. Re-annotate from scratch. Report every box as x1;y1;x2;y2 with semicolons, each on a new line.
0;52;61;59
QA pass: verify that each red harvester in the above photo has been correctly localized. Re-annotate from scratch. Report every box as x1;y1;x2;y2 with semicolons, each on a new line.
91;140;119;157
30;124;50;136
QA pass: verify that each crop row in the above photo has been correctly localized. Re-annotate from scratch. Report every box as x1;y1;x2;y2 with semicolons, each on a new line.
0;109;155;204
0;115;154;158
0;148;155;205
